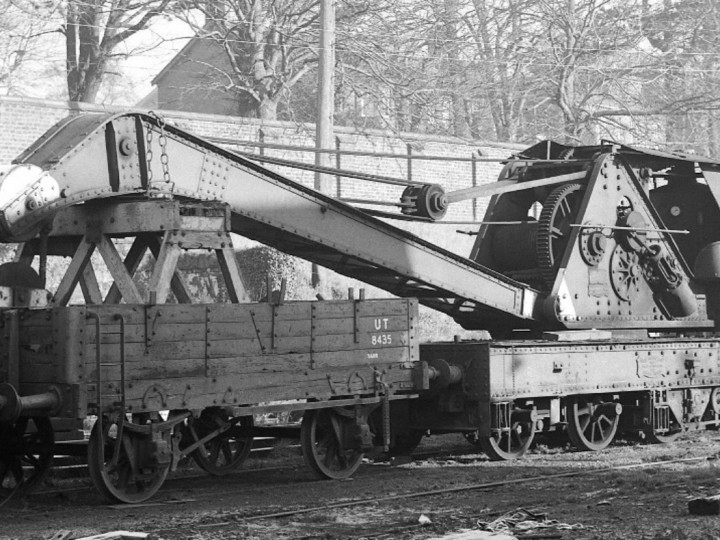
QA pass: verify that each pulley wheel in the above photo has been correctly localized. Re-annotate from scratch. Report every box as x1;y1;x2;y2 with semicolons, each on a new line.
400;184;448;220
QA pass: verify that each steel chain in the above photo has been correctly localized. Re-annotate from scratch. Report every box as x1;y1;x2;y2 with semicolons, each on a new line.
147;111;173;195
145;122;154;189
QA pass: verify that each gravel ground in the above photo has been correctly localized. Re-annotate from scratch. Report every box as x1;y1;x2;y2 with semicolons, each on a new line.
3;432;720;540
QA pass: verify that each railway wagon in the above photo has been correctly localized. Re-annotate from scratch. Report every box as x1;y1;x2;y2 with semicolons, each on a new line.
408;338;720;460
0;197;424;505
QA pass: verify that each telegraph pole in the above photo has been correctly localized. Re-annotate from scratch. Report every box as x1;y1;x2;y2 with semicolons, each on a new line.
312;0;335;288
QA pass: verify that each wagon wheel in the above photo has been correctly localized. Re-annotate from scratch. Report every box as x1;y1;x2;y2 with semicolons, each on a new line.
649;427;683;444
387;429;424;456
647;411;684;444
87;415;170;504
368;405;424;456
301;408;363;479
0;417;54;508
567;396;620;451
479;414;536;461
190;408;254;476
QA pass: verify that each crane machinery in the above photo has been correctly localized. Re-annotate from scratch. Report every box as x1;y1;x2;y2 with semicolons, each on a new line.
1;112;720;504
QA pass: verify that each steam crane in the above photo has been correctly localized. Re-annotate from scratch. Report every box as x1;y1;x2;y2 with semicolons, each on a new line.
2;112;720;503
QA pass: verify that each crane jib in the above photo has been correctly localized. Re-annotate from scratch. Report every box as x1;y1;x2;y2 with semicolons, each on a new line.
1;112;540;329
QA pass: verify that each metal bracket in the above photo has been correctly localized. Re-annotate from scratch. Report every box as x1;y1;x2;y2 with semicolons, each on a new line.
145;306;161;352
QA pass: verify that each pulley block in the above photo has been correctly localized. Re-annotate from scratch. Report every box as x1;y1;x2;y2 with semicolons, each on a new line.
400;184;448;220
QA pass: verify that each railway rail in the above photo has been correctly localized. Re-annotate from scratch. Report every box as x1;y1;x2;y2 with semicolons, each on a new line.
14;439;716;540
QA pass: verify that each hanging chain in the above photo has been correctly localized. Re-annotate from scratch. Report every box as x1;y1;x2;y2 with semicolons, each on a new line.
145;121;154;193
146;111;173;196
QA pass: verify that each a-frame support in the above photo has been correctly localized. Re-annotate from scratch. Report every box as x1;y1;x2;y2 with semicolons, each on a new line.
15;200;250;307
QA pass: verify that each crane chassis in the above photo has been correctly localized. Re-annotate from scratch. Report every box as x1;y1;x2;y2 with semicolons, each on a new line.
1;112;720;504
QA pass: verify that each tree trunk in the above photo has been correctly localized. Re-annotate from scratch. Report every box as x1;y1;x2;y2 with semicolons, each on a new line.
68;58;104;102
258;97;279;120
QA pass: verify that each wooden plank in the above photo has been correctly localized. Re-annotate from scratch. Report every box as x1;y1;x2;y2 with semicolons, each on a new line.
85;347;414;382
311;331;410;352
145;234;193;304
50;200;180;236
85;340;207;363
81;301;410;328
90;305;196;326
52;237;94;306
86;323;208;344
146;232;181;303
207;302;306;322
80;263;103;304
96;235;143;304
180;215;227;231
205;320;268;341
204;299;411;323
206;338;265;357
166;230;232;250
88;362;418;413
312;315;412;336
105;235;150;304
86;358;207;381
206;331;408;357
216;246;250;303
310;347;412;368
83;328;409;359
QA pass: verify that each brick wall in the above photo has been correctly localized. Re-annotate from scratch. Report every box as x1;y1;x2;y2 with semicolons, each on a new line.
0;96;524;256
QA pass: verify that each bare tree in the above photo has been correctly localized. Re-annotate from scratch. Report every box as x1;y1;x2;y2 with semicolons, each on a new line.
0;2;60;97
641;0;720;152
172;0;321;120
62;0;175;102
460;0;545;141
335;1;460;134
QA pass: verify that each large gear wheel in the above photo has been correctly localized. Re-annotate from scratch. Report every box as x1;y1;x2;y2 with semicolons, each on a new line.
536;183;584;288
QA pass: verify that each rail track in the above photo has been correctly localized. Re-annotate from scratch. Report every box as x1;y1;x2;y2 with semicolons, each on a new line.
20;432;717;507
5;431;720;540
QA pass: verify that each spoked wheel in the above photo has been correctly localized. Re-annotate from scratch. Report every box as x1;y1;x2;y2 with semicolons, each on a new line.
0;417;54;508
567;396;621;451
87;415;170;504
190;408;253;476
301;408;362;479
479;411;536;461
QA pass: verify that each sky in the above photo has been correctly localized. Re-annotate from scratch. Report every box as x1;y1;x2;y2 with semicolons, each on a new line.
1;10;193;106
100;18;193;105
